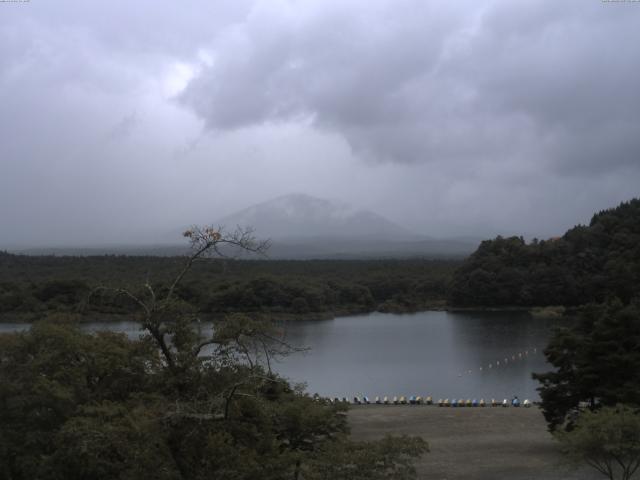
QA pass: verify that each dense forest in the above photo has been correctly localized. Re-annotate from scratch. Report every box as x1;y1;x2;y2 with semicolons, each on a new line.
449;199;640;307
0;255;457;320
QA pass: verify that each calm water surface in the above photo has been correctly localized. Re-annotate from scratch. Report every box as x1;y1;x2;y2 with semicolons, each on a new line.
0;311;559;400
275;311;558;400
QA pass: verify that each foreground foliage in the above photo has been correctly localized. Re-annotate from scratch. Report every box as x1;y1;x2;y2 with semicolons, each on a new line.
555;405;640;480
534;301;640;431
0;319;427;479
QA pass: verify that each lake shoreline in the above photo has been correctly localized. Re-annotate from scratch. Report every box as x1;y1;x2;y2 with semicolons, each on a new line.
0;303;576;324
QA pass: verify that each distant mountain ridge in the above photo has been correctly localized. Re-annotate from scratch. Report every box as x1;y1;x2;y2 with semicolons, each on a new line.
216;193;418;241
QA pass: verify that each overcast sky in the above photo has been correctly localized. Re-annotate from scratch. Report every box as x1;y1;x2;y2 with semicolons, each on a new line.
1;0;639;246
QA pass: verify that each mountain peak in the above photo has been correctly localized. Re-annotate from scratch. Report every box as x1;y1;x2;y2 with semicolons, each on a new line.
217;194;414;240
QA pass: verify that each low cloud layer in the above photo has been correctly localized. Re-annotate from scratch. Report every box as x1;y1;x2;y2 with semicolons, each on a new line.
1;1;639;246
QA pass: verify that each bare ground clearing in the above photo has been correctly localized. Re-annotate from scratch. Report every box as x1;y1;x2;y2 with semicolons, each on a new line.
348;405;601;480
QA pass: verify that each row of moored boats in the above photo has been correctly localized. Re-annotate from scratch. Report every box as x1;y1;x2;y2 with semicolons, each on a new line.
329;396;532;407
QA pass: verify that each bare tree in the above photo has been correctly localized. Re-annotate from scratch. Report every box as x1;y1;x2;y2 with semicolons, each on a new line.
92;225;270;370
88;225;311;422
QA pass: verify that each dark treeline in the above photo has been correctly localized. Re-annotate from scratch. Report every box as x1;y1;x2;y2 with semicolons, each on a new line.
0;255;458;319
449;198;640;307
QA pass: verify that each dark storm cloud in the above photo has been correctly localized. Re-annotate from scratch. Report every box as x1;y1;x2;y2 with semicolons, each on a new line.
181;0;640;173
1;0;639;247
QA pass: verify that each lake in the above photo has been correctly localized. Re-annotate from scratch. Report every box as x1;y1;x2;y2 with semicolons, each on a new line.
0;310;559;401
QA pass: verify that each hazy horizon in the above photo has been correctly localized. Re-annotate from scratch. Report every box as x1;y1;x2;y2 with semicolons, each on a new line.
2;1;639;248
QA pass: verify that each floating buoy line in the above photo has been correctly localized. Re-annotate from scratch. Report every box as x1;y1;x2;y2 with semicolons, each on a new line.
457;347;539;378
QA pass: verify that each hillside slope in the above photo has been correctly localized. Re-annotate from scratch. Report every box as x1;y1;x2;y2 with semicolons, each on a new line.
449;199;640;307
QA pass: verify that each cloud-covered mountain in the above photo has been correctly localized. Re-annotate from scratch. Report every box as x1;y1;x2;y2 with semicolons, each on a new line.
212;194;478;258
216;193;417;241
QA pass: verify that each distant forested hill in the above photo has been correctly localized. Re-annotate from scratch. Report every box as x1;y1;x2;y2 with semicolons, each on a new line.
449;199;640;307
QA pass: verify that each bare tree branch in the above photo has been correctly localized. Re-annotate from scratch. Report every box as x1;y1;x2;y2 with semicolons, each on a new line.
86;225;272;375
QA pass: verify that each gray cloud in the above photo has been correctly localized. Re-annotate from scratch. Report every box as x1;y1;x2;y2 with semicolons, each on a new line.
0;0;639;247
181;0;640;174
104;111;137;142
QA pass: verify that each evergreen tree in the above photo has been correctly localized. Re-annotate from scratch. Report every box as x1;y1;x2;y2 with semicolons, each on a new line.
534;301;640;431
